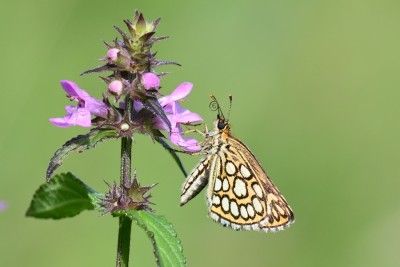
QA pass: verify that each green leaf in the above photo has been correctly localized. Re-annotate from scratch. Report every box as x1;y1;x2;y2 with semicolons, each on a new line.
46;128;118;180
155;136;187;177
119;210;186;267
26;172;97;219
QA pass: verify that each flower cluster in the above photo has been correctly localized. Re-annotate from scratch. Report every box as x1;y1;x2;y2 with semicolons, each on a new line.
155;82;202;152
49;11;202;152
49;81;108;127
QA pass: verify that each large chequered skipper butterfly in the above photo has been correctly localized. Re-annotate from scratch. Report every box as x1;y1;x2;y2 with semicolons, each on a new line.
180;95;294;232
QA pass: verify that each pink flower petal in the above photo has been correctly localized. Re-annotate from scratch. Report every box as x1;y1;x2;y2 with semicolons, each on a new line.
49;117;76;128
179;137;201;152
73;108;93;127
161;102;174;113
60;80;90;100
158;82;192;106
85;99;108;118
169;131;182;146
50;108;92;128
166;103;203;125
176;111;203;124
172;82;193;99
168;125;201;152
65;105;77;114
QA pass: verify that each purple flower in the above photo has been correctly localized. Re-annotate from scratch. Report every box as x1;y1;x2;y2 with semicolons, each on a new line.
49;80;108;128
142;73;160;90
170;125;202;152
159;102;203;130
156;82;203;152
158;82;192;107
0;201;7;212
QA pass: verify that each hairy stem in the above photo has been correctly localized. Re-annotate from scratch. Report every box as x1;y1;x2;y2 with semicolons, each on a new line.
116;96;134;267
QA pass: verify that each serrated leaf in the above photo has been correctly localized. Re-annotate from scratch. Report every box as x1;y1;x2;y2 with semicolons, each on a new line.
46;128;118;180
155;136;187;177
120;210;186;267
26;173;96;219
143;97;171;132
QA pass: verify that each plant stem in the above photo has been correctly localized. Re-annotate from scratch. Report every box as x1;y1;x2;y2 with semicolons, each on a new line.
116;136;133;266
116;132;133;266
116;198;132;267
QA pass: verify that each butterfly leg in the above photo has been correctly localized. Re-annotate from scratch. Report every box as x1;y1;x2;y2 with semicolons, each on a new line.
182;128;207;137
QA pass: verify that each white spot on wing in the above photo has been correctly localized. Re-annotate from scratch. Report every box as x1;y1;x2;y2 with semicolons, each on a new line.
233;179;247;197
212;195;221;205
240;205;248;219
267;202;271;215
253;198;263;213
247;204;255;218
221;197;229;212
222;179;229;191
214;178;222;191
240;165;251;178
225;162;236;175
230;201;239;217
252;183;263;199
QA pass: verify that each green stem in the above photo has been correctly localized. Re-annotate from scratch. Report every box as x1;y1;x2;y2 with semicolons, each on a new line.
116;97;133;266
116;203;132;267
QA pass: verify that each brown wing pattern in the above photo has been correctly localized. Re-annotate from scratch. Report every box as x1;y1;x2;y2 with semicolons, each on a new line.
208;137;294;232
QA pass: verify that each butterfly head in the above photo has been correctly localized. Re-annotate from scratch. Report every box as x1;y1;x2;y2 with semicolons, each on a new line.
209;94;232;133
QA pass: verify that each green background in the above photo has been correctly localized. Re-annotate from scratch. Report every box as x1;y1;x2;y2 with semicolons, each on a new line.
1;0;399;266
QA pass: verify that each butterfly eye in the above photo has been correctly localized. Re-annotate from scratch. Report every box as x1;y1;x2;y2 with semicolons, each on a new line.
217;121;226;130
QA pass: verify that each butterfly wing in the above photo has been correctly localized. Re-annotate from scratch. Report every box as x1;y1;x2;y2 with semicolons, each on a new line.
208;137;294;232
180;154;216;206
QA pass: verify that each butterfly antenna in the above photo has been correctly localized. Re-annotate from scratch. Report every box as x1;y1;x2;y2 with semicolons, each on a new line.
209;94;225;119
227;94;233;122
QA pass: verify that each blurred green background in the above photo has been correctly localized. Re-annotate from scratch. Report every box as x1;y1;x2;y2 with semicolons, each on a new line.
1;0;399;266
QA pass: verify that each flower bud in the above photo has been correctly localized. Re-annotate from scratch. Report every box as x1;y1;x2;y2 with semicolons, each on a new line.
142;73;160;90
107;48;120;62
108;80;123;96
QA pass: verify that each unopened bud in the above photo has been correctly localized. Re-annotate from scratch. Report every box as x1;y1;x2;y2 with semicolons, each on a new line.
142;73;160;90
107;48;120;62
108;80;123;96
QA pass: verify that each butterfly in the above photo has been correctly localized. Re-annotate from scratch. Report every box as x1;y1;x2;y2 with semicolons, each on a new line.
180;95;294;232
